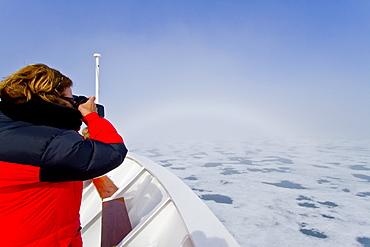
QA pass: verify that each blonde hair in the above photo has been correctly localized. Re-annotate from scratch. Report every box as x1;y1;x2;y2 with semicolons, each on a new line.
0;64;73;104
81;127;90;139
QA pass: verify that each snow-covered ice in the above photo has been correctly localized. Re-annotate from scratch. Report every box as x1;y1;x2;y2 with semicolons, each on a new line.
129;138;370;247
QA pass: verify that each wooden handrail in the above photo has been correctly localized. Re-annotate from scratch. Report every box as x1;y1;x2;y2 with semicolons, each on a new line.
102;197;132;247
92;176;132;247
92;176;119;199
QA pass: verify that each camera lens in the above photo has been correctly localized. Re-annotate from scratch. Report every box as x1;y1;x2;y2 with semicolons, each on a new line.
73;95;88;108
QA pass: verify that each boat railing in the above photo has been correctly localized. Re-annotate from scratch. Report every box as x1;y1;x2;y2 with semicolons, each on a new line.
80;153;239;247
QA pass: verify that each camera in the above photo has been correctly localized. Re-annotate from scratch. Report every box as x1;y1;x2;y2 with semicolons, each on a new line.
73;95;105;118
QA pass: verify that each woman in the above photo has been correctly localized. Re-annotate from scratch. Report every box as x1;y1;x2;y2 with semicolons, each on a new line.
0;64;128;246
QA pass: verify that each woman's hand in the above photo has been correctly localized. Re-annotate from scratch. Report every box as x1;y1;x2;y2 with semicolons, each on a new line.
78;96;98;117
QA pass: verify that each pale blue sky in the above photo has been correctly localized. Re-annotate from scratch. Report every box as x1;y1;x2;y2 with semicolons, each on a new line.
1;1;369;142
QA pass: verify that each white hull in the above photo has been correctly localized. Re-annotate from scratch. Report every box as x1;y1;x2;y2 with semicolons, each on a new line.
80;153;239;247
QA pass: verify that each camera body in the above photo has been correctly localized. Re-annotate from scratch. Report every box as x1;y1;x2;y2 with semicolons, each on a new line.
73;95;105;118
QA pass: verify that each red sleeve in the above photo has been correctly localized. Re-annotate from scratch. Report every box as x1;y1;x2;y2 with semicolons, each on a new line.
82;112;124;144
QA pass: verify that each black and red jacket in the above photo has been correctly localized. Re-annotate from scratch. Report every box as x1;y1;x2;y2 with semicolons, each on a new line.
0;111;127;246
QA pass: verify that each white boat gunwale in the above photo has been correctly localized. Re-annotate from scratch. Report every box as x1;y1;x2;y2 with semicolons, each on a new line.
81;153;240;247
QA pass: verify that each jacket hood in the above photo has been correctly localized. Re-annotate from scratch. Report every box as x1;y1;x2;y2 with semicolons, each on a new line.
0;98;82;130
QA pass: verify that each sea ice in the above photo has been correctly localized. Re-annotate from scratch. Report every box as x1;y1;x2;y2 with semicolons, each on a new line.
129;138;370;247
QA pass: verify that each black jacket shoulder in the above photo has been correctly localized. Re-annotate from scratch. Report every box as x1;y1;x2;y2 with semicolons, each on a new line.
0;112;127;181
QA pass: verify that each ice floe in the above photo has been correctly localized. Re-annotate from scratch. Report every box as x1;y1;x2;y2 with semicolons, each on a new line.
130;138;370;247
